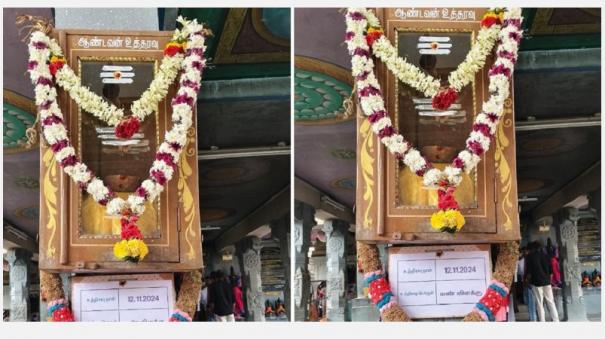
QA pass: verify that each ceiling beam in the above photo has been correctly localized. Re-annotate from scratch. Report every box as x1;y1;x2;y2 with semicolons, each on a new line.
3;220;38;254
214;185;290;250
516;116;600;131
532;161;601;220
517;48;600;72
295;177;354;224
198;145;290;160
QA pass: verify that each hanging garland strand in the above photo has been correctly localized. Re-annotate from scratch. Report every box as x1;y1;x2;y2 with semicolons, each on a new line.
43;17;199;139
357;241;519;321
27;17;207;262
345;7;523;232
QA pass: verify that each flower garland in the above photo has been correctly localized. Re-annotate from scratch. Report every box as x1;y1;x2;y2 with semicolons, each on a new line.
345;8;523;232
169;309;193;322
43;16;195;139
357;8;505;110
27;17;207;261
47;298;75;322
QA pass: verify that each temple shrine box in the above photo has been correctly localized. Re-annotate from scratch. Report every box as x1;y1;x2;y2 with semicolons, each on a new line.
355;8;520;244
39;30;203;272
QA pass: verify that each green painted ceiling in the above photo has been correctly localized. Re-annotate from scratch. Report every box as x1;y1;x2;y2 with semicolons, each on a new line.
294;68;352;121
520;8;601;51
178;8;290;81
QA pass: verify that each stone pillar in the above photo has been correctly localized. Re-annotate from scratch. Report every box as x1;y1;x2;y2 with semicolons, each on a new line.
271;214;290;320
555;207;587;321
323;219;349;321
7;248;32;321
237;236;265;321
293;201;315;321
588;189;600;222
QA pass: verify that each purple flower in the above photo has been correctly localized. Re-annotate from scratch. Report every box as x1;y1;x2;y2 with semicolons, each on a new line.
135;186;148;198
358;85;380;97
50;139;68;152
169;142;182;152
180;79;200;92
42;114;63;126
353;48;369;57
349;12;364;21
489;64;511;78
156;152;176;169
377;125;394;138
36;77;54;86
452;157;465;169
345;31;355;41
172;93;194;107
59;155;77;168
27;60;38;70
473;123;492;138
32;41;48;49
467;140;485;156
368;110;387;123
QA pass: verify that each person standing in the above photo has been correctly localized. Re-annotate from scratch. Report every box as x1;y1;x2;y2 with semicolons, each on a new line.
524;241;559;322
208;270;235;322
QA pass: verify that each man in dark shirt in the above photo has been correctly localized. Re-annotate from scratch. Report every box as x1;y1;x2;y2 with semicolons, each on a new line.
207;270;235;321
524;241;559;322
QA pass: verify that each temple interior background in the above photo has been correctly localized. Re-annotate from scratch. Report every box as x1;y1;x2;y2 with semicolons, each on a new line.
3;7;290;321
294;8;601;321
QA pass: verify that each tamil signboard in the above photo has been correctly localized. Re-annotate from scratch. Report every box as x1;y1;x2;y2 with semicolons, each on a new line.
388;245;491;319
71;273;175;322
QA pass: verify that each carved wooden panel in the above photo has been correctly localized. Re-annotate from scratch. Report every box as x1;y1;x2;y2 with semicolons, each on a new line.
39;30;203;272
356;8;520;244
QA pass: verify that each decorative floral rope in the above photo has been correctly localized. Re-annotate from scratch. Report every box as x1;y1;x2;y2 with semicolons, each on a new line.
357;241;519;322
345;7;523;232
27;17;207;261
169;309;193;322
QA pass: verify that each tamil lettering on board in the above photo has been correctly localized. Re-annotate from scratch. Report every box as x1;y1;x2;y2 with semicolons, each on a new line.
388;245;491;318
71;273;174;322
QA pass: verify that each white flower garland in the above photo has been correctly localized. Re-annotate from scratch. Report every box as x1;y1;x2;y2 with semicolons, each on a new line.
346;7;523;188
28;17;207;217
46;16;196;127
361;8;502;97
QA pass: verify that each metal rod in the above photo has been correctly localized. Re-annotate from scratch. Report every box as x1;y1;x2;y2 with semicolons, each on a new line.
516;116;600;131
197;146;290;160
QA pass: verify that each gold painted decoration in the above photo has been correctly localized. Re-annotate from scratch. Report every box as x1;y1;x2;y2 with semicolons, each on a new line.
360;119;375;229
495;98;514;231
42;148;58;258
178;127;198;261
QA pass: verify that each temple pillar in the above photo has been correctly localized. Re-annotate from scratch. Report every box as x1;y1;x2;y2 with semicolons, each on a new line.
323;219;349;321
7;248;32;321
294;201;314;321
237;236;265;321
555;207;587;321
271;214;291;320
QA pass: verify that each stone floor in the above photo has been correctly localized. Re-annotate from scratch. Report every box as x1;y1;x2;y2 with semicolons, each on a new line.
514;287;601;322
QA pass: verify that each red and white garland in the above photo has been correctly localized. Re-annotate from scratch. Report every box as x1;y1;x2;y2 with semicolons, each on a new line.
345;8;523;232
45;17;196;139
28;17;207;261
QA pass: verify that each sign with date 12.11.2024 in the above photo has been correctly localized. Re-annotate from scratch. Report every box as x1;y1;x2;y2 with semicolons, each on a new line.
71;273;175;322
387;245;491;319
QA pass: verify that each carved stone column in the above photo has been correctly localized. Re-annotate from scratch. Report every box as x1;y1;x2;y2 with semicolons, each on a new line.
294;201;315;321
556;207;587;321
7;248;32;321
271;214;290;320
237;236;265;321
323;219;349;321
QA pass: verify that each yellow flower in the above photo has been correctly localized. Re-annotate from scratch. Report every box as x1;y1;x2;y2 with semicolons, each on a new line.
113;239;148;261
127;239;149;260
430;209;466;232
113;240;129;259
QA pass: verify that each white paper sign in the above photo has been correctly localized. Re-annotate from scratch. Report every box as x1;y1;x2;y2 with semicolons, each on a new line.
72;274;175;322
388;245;491;319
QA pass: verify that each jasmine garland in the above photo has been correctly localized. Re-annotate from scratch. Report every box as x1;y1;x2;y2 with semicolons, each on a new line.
345;7;523;232
27;17;207;260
